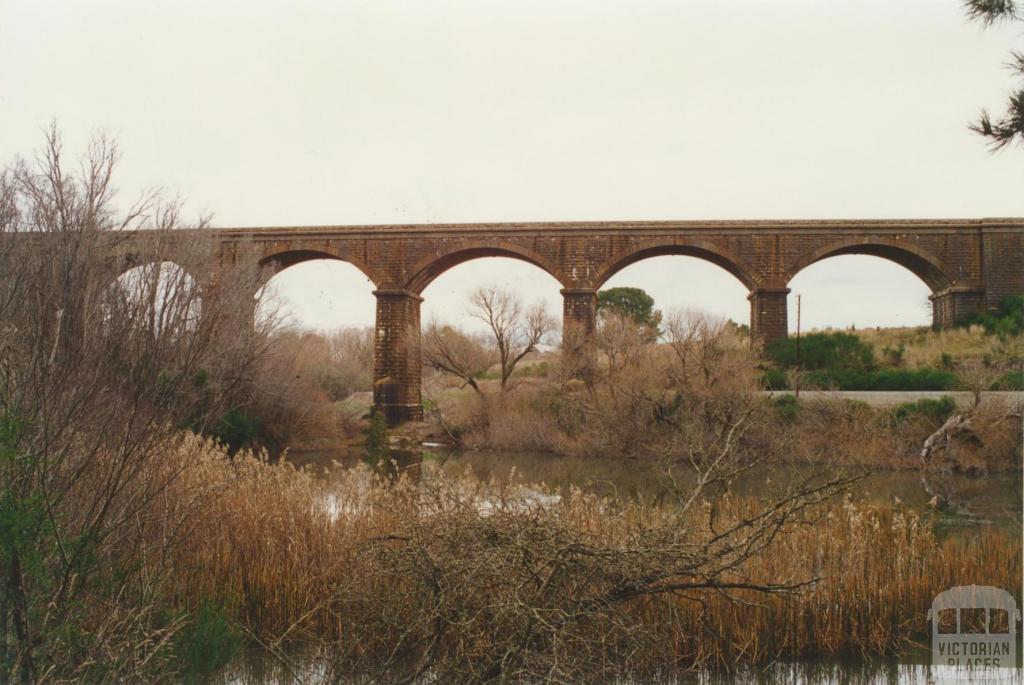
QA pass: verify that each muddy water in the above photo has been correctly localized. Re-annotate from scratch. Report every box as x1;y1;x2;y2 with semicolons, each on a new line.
287;446;1023;536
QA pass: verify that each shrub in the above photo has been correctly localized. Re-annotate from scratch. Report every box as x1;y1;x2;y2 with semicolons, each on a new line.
207;409;262;454
514;361;550;378
893;396;957;424
363;408;390;467
881;344;905;366
764;332;874;371
770;394;800;423
1003;370;1024;390
175;602;242;682
761;368;789;390
960;295;1024;337
805;367;957;391
992;370;1024;391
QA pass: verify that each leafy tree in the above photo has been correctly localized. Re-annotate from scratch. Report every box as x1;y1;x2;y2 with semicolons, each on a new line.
597;287;662;340
964;0;1023;150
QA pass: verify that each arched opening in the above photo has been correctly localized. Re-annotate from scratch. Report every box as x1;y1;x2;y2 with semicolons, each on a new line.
405;245;564;295
252;255;378;449
786;254;933;332
786;241;952;294
420;257;563;339
256;255;376;331
111;261;201;335
416;256;564;407
598;255;751;332
595;243;758;292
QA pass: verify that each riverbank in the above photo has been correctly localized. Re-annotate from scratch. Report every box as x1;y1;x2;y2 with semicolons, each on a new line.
763;389;1023;407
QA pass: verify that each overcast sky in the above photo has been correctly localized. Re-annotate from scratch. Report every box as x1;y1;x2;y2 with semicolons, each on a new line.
3;0;1022;334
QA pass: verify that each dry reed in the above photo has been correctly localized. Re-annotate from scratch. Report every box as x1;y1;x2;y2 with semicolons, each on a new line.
159;437;1021;680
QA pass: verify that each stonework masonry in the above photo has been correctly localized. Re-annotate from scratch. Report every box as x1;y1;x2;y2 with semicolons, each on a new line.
104;218;1024;423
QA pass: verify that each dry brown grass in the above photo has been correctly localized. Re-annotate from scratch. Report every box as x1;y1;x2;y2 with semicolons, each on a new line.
856;325;1023;368
783;395;1022;472
431;320;1022;471
161;437;1021;680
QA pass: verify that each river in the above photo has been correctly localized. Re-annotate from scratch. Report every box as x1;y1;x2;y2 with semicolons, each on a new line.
220;447;1023;684
287;446;1023;536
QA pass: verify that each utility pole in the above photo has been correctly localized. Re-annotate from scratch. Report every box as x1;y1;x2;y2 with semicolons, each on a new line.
795;294;802;368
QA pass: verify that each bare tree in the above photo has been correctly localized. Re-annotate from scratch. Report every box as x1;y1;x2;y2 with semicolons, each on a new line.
467;286;556;391
422;322;496;395
663;309;757;399
596;310;649;391
955;358;1008;408
0;125;268;681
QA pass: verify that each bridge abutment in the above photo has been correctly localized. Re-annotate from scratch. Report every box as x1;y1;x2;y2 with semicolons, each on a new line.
749;287;789;343
373;289;423;425
930;286;986;329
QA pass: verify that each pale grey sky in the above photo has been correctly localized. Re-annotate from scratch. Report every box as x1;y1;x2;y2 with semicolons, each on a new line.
3;0;1021;334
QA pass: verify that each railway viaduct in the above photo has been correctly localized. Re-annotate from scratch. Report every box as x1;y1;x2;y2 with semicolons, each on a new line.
110;218;1024;423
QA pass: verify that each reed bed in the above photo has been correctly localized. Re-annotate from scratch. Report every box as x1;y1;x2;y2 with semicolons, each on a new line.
161;437;1021;681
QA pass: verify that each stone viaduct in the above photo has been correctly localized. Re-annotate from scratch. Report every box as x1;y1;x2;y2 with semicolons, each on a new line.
110;218;1024;423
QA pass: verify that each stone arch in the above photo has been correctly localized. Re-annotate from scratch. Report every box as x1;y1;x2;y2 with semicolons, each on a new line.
785;238;955;292
403;242;566;294
107;254;205;290
258;245;379;287
591;239;761;291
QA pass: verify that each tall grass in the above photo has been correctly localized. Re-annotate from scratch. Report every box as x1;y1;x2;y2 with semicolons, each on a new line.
162;438;1021;679
856;325;1023;369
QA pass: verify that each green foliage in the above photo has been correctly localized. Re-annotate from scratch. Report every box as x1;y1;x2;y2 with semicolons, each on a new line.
893;396;957;424
764;332;875;371
206;409;262;455
806;367;957;391
959;295;1024;338
363;408;390;467
0;410;48;563
514;361;550;378
597;287;663;338
0;408;23;462
938;352;955;370
760;368;788;390
174;602;242;682
881;344;905;366
761;331;961;390
762;367;958;391
770;394;800;423
992;370;1024;390
192;368;209;388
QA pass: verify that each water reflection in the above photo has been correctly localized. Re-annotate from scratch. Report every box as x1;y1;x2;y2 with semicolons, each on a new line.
220;649;1021;684
287;447;1023;536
